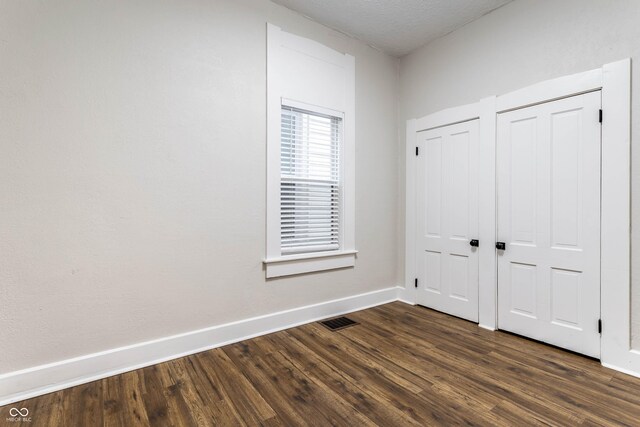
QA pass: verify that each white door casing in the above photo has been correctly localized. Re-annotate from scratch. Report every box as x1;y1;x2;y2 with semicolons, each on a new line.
496;91;601;358
407;59;631;374
416;120;479;322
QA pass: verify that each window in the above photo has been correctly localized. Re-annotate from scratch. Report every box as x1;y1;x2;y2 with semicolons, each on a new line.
280;106;342;255
265;24;355;278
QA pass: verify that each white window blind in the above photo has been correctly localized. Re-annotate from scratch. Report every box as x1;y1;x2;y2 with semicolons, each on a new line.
280;105;342;255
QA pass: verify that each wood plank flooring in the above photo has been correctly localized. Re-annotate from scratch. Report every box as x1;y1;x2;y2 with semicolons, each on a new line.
3;302;640;426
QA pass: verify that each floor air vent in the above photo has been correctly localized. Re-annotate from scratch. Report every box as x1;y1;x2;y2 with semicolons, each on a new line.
320;316;358;331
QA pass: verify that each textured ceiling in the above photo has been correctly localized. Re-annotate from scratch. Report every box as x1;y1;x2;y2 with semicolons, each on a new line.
271;0;512;57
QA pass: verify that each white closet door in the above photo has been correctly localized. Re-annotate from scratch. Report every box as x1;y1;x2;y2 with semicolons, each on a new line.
416;120;479;322
497;91;601;358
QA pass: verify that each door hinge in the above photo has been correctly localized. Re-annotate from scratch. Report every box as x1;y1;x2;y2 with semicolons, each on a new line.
598;319;602;334
599;109;603;123
414;278;418;288
415;146;419;156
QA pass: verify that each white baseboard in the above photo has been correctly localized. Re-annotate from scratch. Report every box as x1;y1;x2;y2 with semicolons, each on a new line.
396;286;415;305
478;324;496;331
0;286;401;406
601;362;640;379
602;350;640;379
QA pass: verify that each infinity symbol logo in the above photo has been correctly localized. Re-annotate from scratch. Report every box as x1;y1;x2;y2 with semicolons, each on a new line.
9;408;29;417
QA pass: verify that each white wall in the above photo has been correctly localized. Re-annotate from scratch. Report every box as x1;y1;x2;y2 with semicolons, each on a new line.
398;0;640;347
0;0;399;373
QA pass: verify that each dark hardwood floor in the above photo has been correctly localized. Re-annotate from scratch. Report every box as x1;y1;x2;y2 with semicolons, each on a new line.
3;302;640;426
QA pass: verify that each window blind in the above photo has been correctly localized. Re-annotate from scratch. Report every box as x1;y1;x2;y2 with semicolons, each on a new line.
280;105;342;255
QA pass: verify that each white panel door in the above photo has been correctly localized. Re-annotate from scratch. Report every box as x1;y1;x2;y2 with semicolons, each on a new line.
416;120;479;322
497;91;601;358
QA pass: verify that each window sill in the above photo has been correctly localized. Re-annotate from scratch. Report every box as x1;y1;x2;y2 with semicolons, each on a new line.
264;250;357;278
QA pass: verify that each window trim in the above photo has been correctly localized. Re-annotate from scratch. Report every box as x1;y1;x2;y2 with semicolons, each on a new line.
264;23;356;278
282;98;345;121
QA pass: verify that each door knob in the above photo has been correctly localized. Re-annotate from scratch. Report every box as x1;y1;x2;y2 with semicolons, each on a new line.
469;239;479;247
496;242;506;250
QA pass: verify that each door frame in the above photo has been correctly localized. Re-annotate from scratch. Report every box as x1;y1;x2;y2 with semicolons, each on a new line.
404;59;636;376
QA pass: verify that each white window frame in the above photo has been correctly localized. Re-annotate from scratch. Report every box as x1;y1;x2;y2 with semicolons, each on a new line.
264;24;356;278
